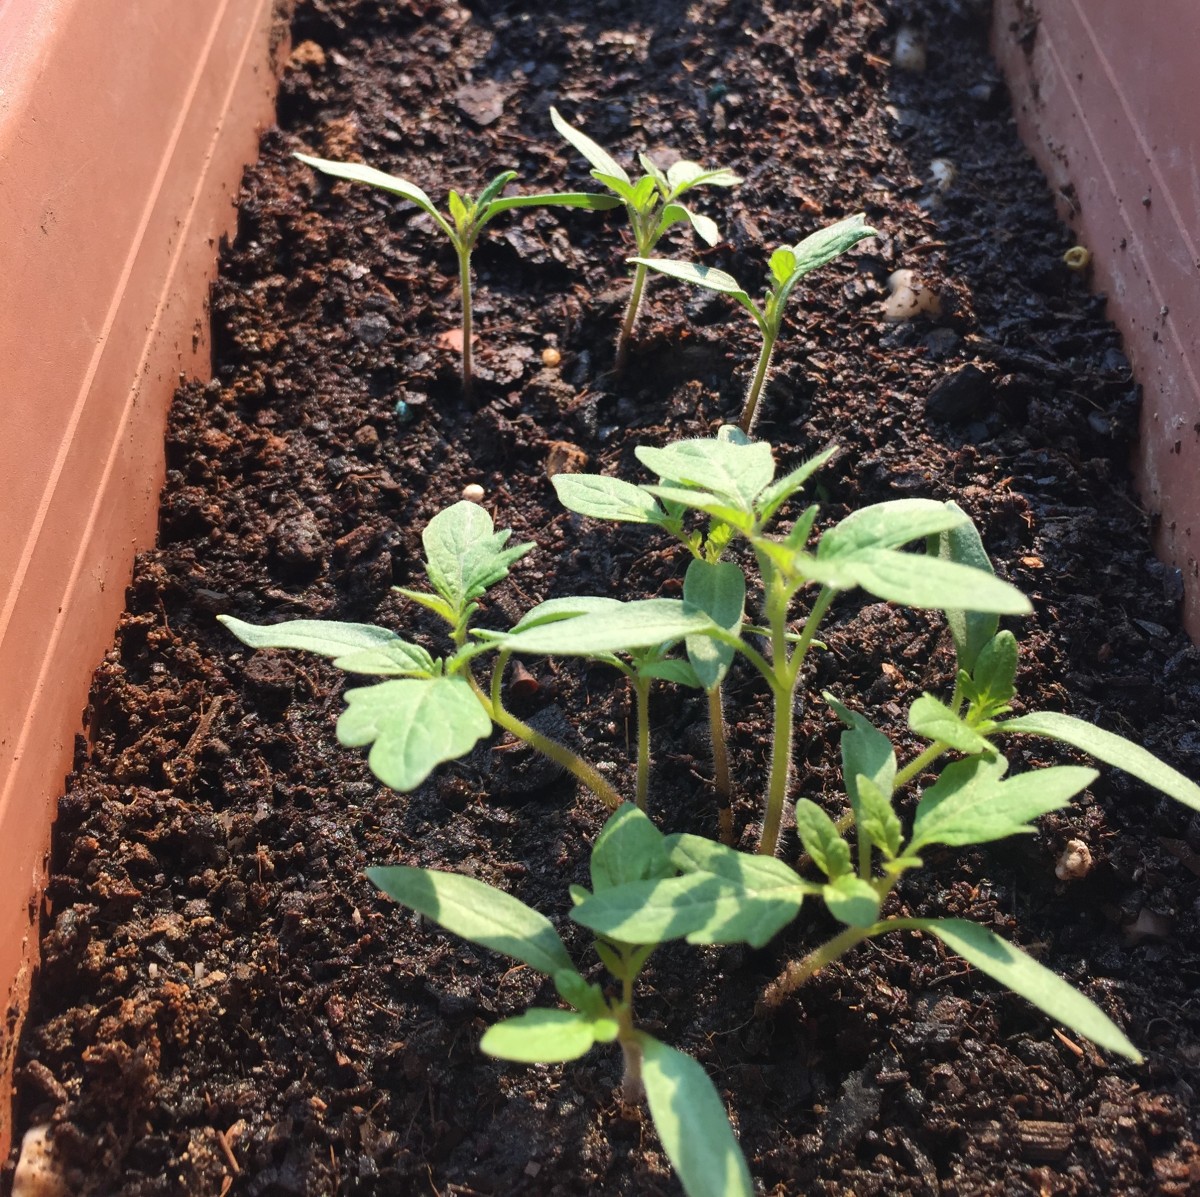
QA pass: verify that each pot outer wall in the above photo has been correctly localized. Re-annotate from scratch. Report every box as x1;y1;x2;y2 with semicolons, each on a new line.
993;0;1200;643
0;0;291;1155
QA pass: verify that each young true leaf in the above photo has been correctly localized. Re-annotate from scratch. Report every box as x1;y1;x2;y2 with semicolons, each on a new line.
683;560;746;691
820;498;969;559
827;697;898;821
909;757;1097;852
927;502;1001;673
551;107;740;369
552;473;667;524
337;676;492;791
422;501;533;619
997;711;1200;813
822;874;883;929
908;693;993;754
900;919;1142;1062
481;1009;616;1063
639;1035;754;1197
968;631;1020;713
633;215;875;430
591;804;673;892
852;774;903;859
218;615;436;677
636;437;775;509
793;799;852;879
366;866;577;977
755;445;839;524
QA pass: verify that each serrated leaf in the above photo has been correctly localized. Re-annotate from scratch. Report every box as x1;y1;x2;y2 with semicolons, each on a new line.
997;711;1200;813
218;615;436;677
549;107;629;184
828;699;897;827
822;874;882;928
855;773;903;858
668;833;811;891
591;804;673;892
667;203;721;247
447;189;470;229
476;169;517;210
422;501;533;614
366;865;575;976
909;693;993;754
552;473;665;524
571;870;805;949
631;174;660;208
769;246;797;283
295;153;445;225
553;969;613;1022
639;1035;754;1197
788;213;876;278
337;675;491;791
927;502;1000;672
499;599;718;657
909;756;1096;852
393;586;458;628
683;560;745;690
636;438;775;509
972;631;1019;711
481;1009;603;1063
590;171;639;203
641;485;754;530
904;919;1141;1061
794;799;852;879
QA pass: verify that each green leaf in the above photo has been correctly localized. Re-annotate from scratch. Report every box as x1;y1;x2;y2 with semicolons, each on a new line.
827;698;898;828
549;107;629;184
553;969;611;1021
295;152;446;226
637;152;670;190
499;599;718;657
971;631;1019;712
481;1009;606;1063
572;870;805;949
658;202;720;247
509;596;624;632
639;657;703;688
806;549;1033;614
788;213;876;279
393;586;458;628
486;190;622;215
476;169;518;210
793;799;852;879
366;865;576;976
636;437;776;510
639;1035;754;1197
447;189;470;229
685;166;742;190
909;693;993;754
630;257;750;301
552;473;665;524
218;615;436;677
422;501;533;614
769;246;797;283
641;485;754;531
820;499;968;559
337;675;492;791
997;711;1200;814
665;160;711;192
854;774;903;858
591;804;673;892
755;445;837;523
590;171;639;203
903;918;1142;1061
927;502;1000;673
668;833;812;891
822;874;882;928
909;757;1096;852
683;560;746;690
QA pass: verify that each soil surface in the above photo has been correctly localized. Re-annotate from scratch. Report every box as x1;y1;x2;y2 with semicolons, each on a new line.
8;1;1200;1193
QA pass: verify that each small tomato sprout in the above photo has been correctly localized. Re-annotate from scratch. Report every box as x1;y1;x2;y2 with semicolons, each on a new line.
632;214;877;432
219;501;621;808
368;804;754;1197
294;152;619;395
550;107;741;371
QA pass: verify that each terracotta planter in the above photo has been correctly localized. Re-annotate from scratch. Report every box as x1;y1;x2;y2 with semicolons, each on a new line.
0;0;288;1153
993;0;1200;641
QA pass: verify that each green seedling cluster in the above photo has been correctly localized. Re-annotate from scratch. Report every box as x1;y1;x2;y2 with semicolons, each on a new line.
550;106;741;370
221;428;1200;1197
295;113;874;429
294;153;620;394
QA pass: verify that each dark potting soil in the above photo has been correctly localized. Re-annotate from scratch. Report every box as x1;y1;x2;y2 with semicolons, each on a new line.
8;1;1200;1193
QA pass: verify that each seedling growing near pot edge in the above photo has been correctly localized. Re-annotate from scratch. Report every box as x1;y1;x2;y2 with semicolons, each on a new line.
368;803;754;1197
550;106;741;370
219;500;623;807
294;152;619;394
633;213;876;431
